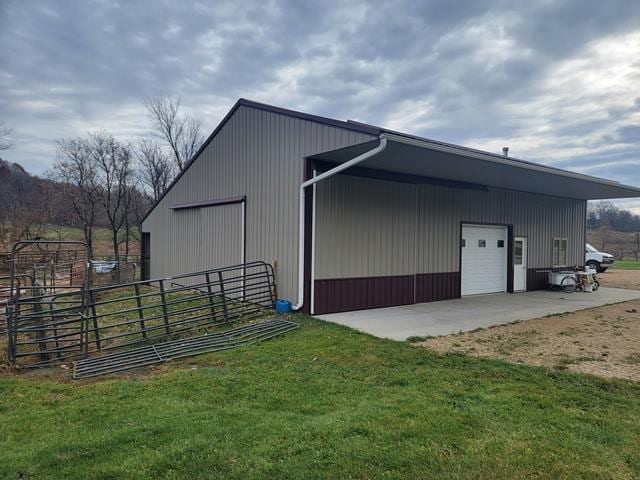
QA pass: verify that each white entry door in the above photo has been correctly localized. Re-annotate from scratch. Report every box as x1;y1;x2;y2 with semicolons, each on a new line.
513;236;527;292
461;225;508;295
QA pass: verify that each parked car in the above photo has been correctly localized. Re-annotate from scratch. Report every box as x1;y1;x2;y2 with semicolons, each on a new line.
585;243;614;272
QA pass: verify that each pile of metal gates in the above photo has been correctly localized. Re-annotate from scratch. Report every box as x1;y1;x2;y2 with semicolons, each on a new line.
3;241;297;378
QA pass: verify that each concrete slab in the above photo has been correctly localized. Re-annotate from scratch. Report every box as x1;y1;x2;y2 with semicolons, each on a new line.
316;287;640;341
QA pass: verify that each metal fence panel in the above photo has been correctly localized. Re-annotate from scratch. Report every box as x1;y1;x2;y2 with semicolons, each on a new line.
6;261;277;368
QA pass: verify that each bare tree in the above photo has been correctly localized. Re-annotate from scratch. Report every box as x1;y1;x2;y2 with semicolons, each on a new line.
144;96;203;170
0;184;49;243
600;226;611;252
136;138;174;201
0;122;13;150
51;138;100;253
122;186;152;258
120;185;135;258
179;116;203;168
90;132;134;263
594;200;616;220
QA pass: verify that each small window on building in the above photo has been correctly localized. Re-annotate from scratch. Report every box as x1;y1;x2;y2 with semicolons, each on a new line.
514;240;523;265
553;238;568;266
461;239;466;248
497;240;504;248
478;240;486;247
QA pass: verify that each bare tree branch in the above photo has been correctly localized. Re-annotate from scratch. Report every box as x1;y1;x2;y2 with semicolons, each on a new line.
89;131;134;263
51;137;100;252
180;116;203;167
136;138;175;201
123;185;152;257
143;96;203;170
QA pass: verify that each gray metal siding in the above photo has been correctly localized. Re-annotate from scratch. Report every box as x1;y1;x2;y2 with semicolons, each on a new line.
417;185;585;272
315;175;586;279
142;105;374;300
153;204;242;282
314;175;416;278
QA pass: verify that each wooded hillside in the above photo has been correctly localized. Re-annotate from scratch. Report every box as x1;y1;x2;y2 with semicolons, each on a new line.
0;157;72;244
0;156;149;254
587;201;640;259
0;96;202;258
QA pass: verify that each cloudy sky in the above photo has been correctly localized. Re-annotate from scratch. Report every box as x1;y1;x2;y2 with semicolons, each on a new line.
1;0;640;210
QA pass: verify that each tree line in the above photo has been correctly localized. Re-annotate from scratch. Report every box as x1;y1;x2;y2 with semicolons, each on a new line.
5;104;640;260
0;158;67;245
0;97;203;259
587;200;640;232
587;200;640;258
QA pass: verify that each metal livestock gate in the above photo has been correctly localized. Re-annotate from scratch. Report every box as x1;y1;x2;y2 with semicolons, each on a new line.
4;243;296;378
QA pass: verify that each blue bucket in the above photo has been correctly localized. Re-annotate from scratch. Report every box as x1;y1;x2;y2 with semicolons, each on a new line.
275;299;292;314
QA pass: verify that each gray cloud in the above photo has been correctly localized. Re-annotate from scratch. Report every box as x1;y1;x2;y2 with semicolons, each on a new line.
616;125;640;144
1;0;639;209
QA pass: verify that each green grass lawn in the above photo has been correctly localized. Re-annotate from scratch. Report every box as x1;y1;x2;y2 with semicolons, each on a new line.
41;225;111;242
613;260;640;270
43;225;140;245
2;316;640;479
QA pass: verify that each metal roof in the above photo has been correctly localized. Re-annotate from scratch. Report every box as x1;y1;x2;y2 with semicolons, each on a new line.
143;98;640;223
309;134;640;200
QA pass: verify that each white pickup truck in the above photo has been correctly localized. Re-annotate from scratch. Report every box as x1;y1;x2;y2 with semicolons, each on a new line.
585;243;614;272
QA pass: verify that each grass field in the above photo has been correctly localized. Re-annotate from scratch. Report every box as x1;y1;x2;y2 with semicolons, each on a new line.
42;225;140;256
613;260;640;270
0;225;116;248
2;316;640;479
41;225;115;243
0;225;140;256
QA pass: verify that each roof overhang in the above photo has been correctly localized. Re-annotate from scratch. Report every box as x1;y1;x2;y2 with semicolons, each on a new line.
308;133;640;200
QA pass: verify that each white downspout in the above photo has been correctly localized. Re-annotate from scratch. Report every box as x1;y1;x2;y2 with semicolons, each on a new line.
310;173;317;314
292;135;388;310
240;199;246;300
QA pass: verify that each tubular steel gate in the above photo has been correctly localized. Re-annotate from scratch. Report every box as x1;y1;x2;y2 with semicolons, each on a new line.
0;273;35;336
5;258;296;377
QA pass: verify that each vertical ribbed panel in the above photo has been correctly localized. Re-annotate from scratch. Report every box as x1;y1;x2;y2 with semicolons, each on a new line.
142;105;375;300
416;184;586;273
315;176;587;279
153;204;242;281
314;175;417;279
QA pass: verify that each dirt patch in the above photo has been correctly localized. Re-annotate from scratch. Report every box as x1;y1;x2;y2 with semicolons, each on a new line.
598;269;640;290
420;299;640;382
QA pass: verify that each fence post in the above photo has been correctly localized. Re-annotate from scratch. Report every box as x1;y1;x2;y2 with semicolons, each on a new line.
79;311;89;356
158;280;171;335
6;304;15;364
32;286;50;363
133;283;147;339
89;290;101;351
47;299;62;359
268;263;278;305
205;272;217;321
218;271;229;322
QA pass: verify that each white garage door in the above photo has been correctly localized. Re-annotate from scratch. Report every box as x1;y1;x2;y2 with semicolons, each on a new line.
461;225;508;295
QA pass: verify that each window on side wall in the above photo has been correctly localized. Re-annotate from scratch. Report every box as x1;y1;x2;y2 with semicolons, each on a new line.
552;238;568;266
